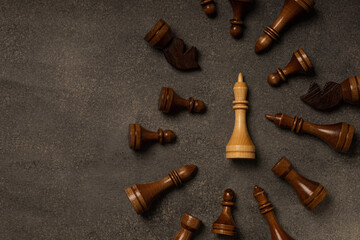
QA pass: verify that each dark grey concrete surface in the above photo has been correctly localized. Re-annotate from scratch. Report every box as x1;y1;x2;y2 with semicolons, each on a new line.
1;0;359;239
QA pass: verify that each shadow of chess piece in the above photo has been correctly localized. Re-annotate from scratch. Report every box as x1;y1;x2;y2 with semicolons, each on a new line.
200;0;216;18
265;113;354;153
129;124;175;151
125;165;198;214
268;48;314;86
159;87;206;114
254;186;294;240
255;0;315;53
212;189;237;236
174;213;201;240
229;0;253;38
145;19;200;70
272;157;328;210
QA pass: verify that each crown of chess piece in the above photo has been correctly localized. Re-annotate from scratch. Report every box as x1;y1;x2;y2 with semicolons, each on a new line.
144;19;200;70
301;76;360;111
265;113;354;153
272;157;328;210
174;213;201;240
159;87;206;114
129;124;176;150
255;0;315;53
229;0;253;38
268;48;314;86
125;165;198;215
212;189;237;236
253;186;294;240
226;73;255;159
200;0;216;18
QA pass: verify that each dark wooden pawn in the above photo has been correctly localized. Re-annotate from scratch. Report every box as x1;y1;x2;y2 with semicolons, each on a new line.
268;48;313;86
272;157;328;210
174;213;201;240
255;0;315;53
200;0;216;18
129;124;175;150
144;19;199;70
125;165;198;215
265;113;354;153
229;0;253;38
159;87;206;114
212;189;237;236
254;186;294;240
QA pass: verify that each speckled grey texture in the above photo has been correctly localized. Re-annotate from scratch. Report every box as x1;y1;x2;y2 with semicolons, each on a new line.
0;0;359;239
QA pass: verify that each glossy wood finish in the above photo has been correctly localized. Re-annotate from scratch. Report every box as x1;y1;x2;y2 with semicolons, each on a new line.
200;0;216;18
301;76;360;111
125;165;198;215
226;73;255;159
174;213;201;240
145;19;200;70
272;157;328;210
253;186;294;240
268;48;313;86
129;124;175;150
255;0;315;53
212;189;237;236
159;87;206;113
265;113;354;153
229;0;253;38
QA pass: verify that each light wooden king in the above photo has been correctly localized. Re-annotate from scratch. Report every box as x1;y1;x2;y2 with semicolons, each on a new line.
226;73;255;159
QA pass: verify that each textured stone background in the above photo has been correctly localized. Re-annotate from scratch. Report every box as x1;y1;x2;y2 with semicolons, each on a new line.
1;0;359;239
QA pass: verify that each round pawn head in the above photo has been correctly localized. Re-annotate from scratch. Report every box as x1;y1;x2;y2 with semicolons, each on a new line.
163;130;176;143
268;73;281;86
200;0;216;18
193;100;206;113
230;24;243;39
223;188;235;202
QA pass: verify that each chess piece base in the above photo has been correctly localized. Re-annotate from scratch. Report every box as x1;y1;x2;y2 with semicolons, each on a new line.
212;223;236;236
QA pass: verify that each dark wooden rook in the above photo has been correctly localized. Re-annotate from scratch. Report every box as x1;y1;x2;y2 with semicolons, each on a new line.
301;76;360;111
125;165;198;214
268;48;313;86
272;157;328;210
265;113;354;153
200;0;216;18
212;189;237;236
229;0;253;38
174;213;201;240
254;186;294;240
255;0;315;53
159;87;206;114
129;124;175;150
145;19;200;70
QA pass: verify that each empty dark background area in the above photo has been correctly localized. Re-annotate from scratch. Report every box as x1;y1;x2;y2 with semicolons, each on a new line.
1;0;359;239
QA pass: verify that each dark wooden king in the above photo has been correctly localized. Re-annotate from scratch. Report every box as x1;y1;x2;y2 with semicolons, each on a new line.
265;113;354;153
253;186;294;240
125;165;198;214
129;124;175;150
159;87;206;114
255;0;315;53
272;157;328;210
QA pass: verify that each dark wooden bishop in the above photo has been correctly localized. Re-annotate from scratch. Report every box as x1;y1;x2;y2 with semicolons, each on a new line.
174;213;201;240
212;189;237;236
125;165;198;215
255;0;315;53
145;19;199;70
200;0;216;18
229;0;253;38
159;87;206;114
268;48;313;86
265;113;354;153
253;186;294;240
272;157;328;210
129;124;175;150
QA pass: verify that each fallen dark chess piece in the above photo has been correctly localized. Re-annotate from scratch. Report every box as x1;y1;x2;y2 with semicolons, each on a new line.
144;19;200;71
301;76;360;111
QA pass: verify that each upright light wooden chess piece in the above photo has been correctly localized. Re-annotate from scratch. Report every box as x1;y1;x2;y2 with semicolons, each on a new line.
226;73;255;159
